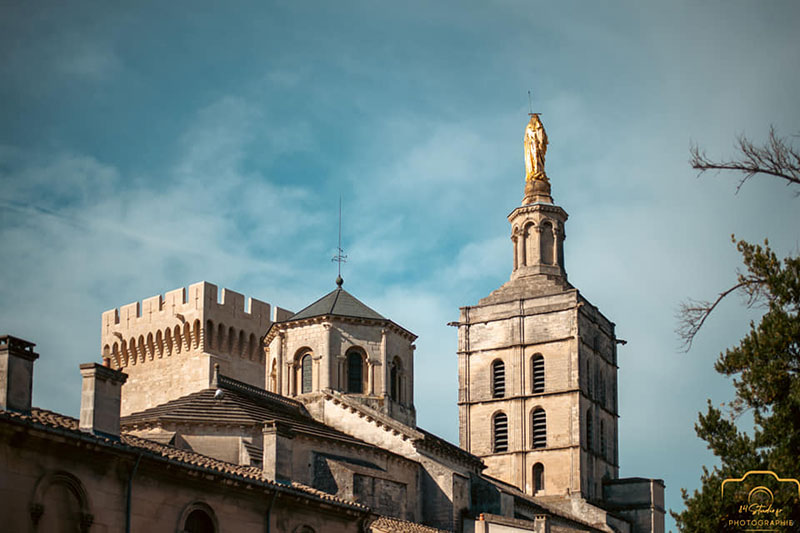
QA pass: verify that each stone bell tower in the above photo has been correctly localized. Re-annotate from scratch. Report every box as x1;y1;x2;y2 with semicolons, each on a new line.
457;114;621;503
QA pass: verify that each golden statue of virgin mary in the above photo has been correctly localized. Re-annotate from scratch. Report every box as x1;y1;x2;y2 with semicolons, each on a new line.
524;114;548;182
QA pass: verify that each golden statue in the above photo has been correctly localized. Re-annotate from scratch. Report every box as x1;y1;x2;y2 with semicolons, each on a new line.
524;114;548;182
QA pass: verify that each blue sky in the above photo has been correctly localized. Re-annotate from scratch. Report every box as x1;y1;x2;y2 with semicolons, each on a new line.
2;1;799;529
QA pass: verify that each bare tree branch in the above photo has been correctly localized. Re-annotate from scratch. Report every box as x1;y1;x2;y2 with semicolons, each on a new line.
676;277;763;352
690;126;800;194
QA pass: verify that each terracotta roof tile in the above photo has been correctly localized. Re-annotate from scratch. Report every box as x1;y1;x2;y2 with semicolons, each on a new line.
122;379;378;451
0;407;368;512
371;516;451;533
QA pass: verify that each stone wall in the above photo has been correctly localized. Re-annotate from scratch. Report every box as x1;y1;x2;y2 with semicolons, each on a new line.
100;281;290;415
0;418;365;533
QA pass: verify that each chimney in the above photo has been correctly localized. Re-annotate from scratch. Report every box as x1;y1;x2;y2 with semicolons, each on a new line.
262;420;294;482
0;335;40;414
79;363;128;439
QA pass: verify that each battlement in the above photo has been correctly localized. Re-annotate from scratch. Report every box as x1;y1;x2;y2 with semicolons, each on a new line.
102;281;274;329
101;281;292;369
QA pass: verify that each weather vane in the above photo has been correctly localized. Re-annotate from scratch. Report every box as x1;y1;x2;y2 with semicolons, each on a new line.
331;196;347;286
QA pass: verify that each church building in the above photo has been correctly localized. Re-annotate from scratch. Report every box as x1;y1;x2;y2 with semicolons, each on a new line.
0;115;664;533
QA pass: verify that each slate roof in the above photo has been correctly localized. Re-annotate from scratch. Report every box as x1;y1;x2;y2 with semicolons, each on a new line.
289;287;385;321
122;375;383;452
0;407;369;512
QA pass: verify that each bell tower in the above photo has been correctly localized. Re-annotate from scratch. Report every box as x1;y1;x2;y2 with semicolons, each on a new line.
457;114;620;502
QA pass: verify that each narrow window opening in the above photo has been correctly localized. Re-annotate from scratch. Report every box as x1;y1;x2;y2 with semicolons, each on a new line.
347;350;363;393
301;353;312;393
533;463;545;494
492;360;505;398
532;408;547;449
532;354;545;393
586;409;594;452
184;509;215;533
493;412;508;452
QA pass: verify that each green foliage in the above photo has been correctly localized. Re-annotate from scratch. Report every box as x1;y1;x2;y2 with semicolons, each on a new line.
672;239;800;531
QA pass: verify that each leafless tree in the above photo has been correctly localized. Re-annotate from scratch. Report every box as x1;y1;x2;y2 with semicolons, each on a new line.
676;253;767;352
689;126;800;193
678;128;800;351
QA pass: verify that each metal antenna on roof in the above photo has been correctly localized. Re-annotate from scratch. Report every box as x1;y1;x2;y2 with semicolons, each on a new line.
331;196;347;287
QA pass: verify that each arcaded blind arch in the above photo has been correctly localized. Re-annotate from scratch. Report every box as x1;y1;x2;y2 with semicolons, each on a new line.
540;221;554;265
532;354;545;393
533;462;545;494
493;412;509;452
269;359;277;392
301;353;312;393
491;359;506;398
346;349;364;393
531;408;546;449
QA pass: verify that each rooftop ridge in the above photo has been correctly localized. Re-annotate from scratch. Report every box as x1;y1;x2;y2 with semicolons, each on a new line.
320;389;424;441
288;287;385;322
217;374;305;412
1;407;369;512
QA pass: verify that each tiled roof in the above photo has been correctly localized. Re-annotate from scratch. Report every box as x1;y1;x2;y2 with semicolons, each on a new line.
0;407;368;512
122;378;378;451
289;287;385;321
320;390;485;471
415;427;485;471
371;516;451;533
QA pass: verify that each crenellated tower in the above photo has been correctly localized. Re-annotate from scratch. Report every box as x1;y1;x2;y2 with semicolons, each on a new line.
457;114;621;503
101;281;292;415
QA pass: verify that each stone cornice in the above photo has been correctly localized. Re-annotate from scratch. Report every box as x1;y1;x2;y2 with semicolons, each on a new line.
263;315;416;347
507;202;568;221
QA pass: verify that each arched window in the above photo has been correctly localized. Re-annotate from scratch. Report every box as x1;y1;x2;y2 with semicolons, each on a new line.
586;409;594;451
390;357;402;402
532;354;545;393
269;359;277;393
32;471;92;533
390;362;398;401
301;353;312;394
179;502;218;533
193;320;201;350
184;509;216;533
533;463;545;494
206;320;214;350
600;420;606;459
531;408;546;449
347;350;364;393
493;412;508;452
540;221;554;265
491;360;505;398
